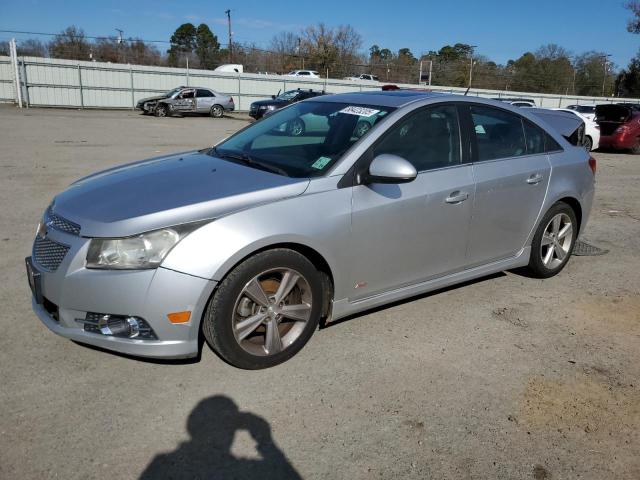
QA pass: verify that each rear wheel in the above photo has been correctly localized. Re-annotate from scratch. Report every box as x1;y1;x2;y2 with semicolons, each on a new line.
287;118;305;137
524;202;577;278
202;249;323;369
583;135;593;152
210;105;224;118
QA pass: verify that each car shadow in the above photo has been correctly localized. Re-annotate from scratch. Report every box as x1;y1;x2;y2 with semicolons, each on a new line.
139;395;302;480
321;271;507;329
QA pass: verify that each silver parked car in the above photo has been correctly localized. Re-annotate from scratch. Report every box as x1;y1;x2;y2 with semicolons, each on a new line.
136;86;235;118
27;92;596;369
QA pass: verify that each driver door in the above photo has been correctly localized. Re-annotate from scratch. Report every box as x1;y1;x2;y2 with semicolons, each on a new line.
173;89;196;113
349;105;474;300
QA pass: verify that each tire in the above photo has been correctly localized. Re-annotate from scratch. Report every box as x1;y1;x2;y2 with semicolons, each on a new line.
155;104;169;117
524;202;578;278
210;105;224;118
287;118;305;137
202;248;324;369
354;120;371;138
631;138;640;155
583;136;593;152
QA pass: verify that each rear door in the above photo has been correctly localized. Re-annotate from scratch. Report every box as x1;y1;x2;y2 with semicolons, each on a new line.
465;105;551;266
196;89;215;112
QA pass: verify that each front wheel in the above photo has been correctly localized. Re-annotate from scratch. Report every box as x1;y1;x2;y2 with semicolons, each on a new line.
210;105;224;118
630;138;640;155
155;104;169;117
202;249;323;369
524;202;577;278
583;136;593;152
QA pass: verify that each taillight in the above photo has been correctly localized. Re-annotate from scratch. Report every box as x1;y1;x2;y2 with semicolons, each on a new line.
230;97;235;103
588;156;597;175
615;124;630;134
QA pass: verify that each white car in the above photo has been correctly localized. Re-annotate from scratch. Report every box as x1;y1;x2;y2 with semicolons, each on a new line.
345;74;380;82
565;105;596;122
553;108;600;151
285;70;320;78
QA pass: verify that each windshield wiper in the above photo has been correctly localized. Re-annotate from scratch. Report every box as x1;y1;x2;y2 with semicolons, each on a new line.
212;148;289;177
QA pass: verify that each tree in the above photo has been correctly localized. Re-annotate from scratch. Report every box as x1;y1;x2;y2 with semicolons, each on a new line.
626;1;640;33
18;39;47;57
48;26;90;60
574;51;615;96
167;23;197;67
195;24;220;70
616;54;640;97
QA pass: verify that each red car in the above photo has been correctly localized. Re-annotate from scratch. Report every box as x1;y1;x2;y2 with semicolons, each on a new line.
595;104;640;154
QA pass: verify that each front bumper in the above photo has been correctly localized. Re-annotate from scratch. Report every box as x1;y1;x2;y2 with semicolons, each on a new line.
28;228;216;359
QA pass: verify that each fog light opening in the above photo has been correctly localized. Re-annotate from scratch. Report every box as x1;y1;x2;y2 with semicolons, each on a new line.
81;313;157;340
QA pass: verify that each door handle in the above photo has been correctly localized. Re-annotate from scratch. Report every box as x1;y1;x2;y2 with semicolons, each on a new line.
526;173;543;184
445;191;469;204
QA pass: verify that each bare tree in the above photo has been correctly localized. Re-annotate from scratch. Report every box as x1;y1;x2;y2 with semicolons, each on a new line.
626;1;640;33
48;26;90;60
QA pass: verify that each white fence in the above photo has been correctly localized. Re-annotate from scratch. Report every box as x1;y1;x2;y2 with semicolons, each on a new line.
2;54;639;111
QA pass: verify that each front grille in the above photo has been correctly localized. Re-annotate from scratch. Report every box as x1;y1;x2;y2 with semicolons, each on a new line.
46;207;81;236
33;236;70;271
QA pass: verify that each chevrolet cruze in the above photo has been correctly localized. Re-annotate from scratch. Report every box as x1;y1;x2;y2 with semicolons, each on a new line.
27;91;595;369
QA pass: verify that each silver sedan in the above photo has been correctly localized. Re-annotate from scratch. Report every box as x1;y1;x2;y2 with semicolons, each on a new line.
27;92;595;369
136;87;235;118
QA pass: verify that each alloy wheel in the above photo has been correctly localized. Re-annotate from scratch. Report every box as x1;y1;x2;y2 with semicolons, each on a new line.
232;268;312;356
540;213;573;269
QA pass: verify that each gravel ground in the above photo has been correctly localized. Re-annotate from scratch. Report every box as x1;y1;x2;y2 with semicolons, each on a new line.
0;105;638;480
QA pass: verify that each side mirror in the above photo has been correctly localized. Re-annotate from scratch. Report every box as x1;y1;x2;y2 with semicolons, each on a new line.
271;95;276;100
365;154;417;184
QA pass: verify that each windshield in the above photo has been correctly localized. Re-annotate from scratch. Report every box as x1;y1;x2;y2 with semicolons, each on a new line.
276;90;300;101
213;101;394;178
575;105;595;113
166;87;182;98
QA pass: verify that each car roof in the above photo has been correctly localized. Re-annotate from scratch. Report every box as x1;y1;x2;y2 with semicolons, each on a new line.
312;90;445;108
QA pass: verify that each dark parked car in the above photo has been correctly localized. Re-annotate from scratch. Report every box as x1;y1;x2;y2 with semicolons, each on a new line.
595;104;640;154
249;89;325;120
136;87;235;118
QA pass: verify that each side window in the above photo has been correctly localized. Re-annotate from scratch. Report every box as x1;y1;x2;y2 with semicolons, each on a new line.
299;71;309;76
372;105;462;172
196;89;213;97
523;120;545;154
470;106;526;161
180;89;195;99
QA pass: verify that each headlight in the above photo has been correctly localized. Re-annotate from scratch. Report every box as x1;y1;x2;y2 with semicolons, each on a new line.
266;105;277;110
86;223;205;270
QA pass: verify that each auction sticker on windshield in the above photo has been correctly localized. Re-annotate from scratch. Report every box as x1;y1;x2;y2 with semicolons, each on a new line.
339;106;380;117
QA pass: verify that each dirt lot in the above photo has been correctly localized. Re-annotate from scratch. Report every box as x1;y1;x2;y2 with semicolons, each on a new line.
0;105;638;479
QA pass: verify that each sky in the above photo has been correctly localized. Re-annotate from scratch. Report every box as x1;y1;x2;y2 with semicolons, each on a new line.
1;0;637;69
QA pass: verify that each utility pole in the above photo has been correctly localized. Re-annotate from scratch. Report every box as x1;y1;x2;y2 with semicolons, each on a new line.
601;54;611;97
468;45;478;89
115;29;124;63
428;59;433;86
225;9;232;63
418;60;423;85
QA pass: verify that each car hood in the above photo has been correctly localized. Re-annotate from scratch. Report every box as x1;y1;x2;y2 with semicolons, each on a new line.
52;150;310;237
252;99;287;108
137;94;169;104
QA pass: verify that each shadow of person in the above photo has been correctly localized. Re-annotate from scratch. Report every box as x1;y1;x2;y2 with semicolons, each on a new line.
140;395;301;480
